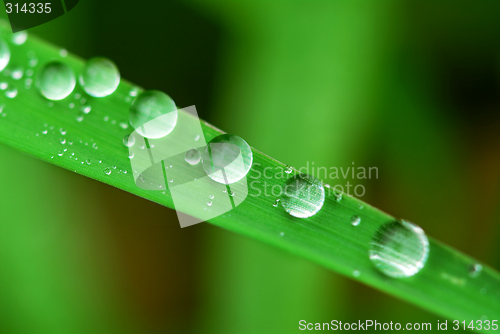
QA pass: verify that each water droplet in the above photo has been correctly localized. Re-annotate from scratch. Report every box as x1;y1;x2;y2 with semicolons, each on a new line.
209;194;214;199
119;122;128;129
334;192;342;202
229;191;234;196
79;57;120;97
369;220;429;278
280;174;325;218
285;165;293;174
103;116;109;122
59;128;66;135
82;105;91;114
194;134;200;141
468;263;483;278
11;66;23;80
202;134;253;184
69;102;75;108
104;167;112;175
58;151;63;156
0;40;10;72
36;61;76;100
0;82;7;90
168;178;173;183
86;159;91;165
207;201;212;207
128;152;134;159
129;90;177;139
12;32;27;45
76;115;84;122
5;85;17;98
129;88;139;97
280;232;285;236
41;129;47;135
351;215;361;226
60;138;66;144
59;49;68;57
92;142;98;150
185;148;201;165
272;198;280;207
359;204;364;209
353;270;361;277
25;69;33;77
29;58;38;67
123;134;135;147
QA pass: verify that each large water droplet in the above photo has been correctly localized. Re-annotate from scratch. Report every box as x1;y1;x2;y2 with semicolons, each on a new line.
369;220;429;278
280;174;325;218
36;61;76;100
79;57;120;97
185;148;201;165
201;134;253;185
129;90;177;139
0;39;10;72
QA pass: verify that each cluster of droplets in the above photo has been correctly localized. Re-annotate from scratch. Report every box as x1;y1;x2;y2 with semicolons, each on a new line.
3;26;487;290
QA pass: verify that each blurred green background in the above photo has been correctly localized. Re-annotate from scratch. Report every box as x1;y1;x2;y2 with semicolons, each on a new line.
1;1;500;333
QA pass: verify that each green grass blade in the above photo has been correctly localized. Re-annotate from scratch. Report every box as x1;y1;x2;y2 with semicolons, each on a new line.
1;26;499;327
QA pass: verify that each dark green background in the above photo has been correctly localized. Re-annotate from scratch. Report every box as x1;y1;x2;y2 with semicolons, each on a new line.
0;1;499;333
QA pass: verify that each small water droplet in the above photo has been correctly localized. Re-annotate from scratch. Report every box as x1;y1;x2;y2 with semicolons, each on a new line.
468;263;483;278
12;31;27;45
59;49;68;57
60;138;66;144
104;116;109;122
79;57;120;97
82;105;91;114
194;134;200;141
0;82;7;90
229;191;234;197
41;130;48;135
207;201;213;207
59;128;66;135
123;134;135;147
280;232;285;236
74;93;81;99
119;122;128;129
353;270;361;277
351;215;361;226
69;102;75;108
209;194;214;199
334;192;342;202
369;220;429;278
86;159;91;165
36;62;75;100
92;142;98;150
128;152;134;159
168;178;173;183
285;165;293;174
11;66;23;80
104;167;112;175
57;151;63;156
76;115;84;122
280;174;325;218
5;85;17;98
359;204;364;209
272;198;280;207
25;69;33;77
29;58;38;67
185;148;201;165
